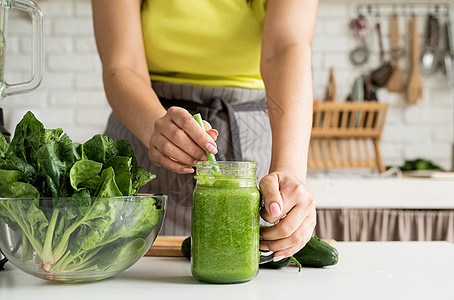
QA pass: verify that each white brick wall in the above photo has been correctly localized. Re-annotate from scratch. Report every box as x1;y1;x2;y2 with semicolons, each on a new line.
314;0;454;170
2;0;107;144
1;0;453;170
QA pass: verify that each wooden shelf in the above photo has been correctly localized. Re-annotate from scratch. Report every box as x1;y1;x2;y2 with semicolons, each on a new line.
309;102;388;173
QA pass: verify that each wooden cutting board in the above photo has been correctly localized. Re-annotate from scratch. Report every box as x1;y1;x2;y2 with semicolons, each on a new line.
146;236;187;257
145;236;337;257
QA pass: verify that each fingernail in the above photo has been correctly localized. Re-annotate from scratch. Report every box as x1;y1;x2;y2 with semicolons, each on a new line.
273;255;285;262
211;129;219;137
205;143;218;154
259;244;269;251
183;167;194;173
270;203;281;217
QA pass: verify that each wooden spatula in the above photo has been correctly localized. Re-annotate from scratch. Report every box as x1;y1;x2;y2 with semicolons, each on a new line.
324;67;337;101
406;15;423;104
387;12;404;93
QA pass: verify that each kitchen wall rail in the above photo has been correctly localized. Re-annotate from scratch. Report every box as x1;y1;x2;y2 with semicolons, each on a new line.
354;2;451;18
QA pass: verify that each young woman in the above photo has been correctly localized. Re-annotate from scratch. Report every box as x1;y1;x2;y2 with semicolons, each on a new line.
92;0;318;260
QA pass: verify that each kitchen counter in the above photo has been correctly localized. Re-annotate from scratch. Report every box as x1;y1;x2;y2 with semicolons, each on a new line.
307;176;454;209
1;242;453;300
307;176;454;242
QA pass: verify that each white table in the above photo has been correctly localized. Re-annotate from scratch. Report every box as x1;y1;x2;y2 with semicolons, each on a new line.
1;242;453;300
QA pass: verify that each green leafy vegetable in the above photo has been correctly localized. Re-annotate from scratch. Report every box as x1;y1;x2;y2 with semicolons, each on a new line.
0;111;161;274
83;134;117;164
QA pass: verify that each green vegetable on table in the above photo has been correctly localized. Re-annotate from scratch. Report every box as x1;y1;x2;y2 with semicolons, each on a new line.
0;111;160;273
387;158;443;172
180;235;339;271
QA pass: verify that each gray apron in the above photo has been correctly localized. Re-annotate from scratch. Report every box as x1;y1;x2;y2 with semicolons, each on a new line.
104;82;272;236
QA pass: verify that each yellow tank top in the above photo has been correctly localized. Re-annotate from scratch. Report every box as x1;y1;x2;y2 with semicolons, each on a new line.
141;0;267;89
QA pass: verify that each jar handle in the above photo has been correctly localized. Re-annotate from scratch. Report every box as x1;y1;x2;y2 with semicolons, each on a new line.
259;250;275;264
259;193;277;264
3;0;43;98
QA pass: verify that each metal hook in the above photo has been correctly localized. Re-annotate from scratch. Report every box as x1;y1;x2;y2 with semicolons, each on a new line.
374;4;381;18
367;4;373;16
444;3;450;18
410;3;416;17
392;4;397;13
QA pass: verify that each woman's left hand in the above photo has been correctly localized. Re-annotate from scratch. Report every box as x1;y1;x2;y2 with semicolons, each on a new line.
259;171;316;261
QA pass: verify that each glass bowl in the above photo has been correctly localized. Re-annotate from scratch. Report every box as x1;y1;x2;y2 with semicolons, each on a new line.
0;194;166;283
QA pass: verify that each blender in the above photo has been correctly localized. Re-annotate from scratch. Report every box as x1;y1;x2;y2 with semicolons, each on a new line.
0;0;43;270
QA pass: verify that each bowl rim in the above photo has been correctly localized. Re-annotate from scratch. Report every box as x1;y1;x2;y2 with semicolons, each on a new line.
0;193;168;201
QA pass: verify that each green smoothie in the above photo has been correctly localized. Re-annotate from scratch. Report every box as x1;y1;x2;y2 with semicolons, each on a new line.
191;162;260;283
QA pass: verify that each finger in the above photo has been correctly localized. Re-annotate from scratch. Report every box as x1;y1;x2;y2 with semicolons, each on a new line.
168;107;218;154
260;204;306;241
207;129;218;141
261;214;315;258
259;174;284;223
271;227;313;259
202;120;212;131
160;122;208;162
153;134;201;167
148;146;194;174
261;190;316;241
202;121;218;141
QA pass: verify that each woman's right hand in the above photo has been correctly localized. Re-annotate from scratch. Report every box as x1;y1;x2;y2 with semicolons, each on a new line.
148;106;218;174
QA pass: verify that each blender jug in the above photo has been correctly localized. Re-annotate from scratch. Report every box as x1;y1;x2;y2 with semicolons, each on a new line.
0;0;43;270
0;0;43;100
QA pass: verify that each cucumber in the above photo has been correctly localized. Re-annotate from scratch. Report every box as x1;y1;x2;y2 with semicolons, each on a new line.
293;236;339;268
181;235;339;268
181;236;191;259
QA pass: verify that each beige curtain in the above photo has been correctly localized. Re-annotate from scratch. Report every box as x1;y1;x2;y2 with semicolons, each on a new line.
315;209;454;242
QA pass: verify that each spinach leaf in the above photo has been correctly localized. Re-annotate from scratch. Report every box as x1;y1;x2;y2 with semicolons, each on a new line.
4;156;36;179
70;160;103;192
83;134;117;164
132;168;156;194
0;169;36;198
96;167;123;197
37;136;84;197
104;156;132;196
0;133;8;159
37;141;68;197
115;140;155;194
41;128;64;145
96;238;146;271
7;111;50;173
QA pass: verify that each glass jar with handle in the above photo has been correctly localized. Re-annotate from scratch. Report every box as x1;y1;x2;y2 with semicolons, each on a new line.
192;161;260;284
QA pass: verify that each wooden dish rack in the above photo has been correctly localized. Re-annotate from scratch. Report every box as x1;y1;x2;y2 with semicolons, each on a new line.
309;102;388;173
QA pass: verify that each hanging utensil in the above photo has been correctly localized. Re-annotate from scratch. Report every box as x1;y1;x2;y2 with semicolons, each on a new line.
387;12;405;93
324;67;336;101
349;40;369;66
442;19;454;87
420;14;441;75
370;21;394;87
351;75;364;102
349;15;370;66
406;16;423;105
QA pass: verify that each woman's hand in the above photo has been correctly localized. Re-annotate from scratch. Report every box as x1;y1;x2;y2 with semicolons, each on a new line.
259;171;316;261
148;106;218;174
